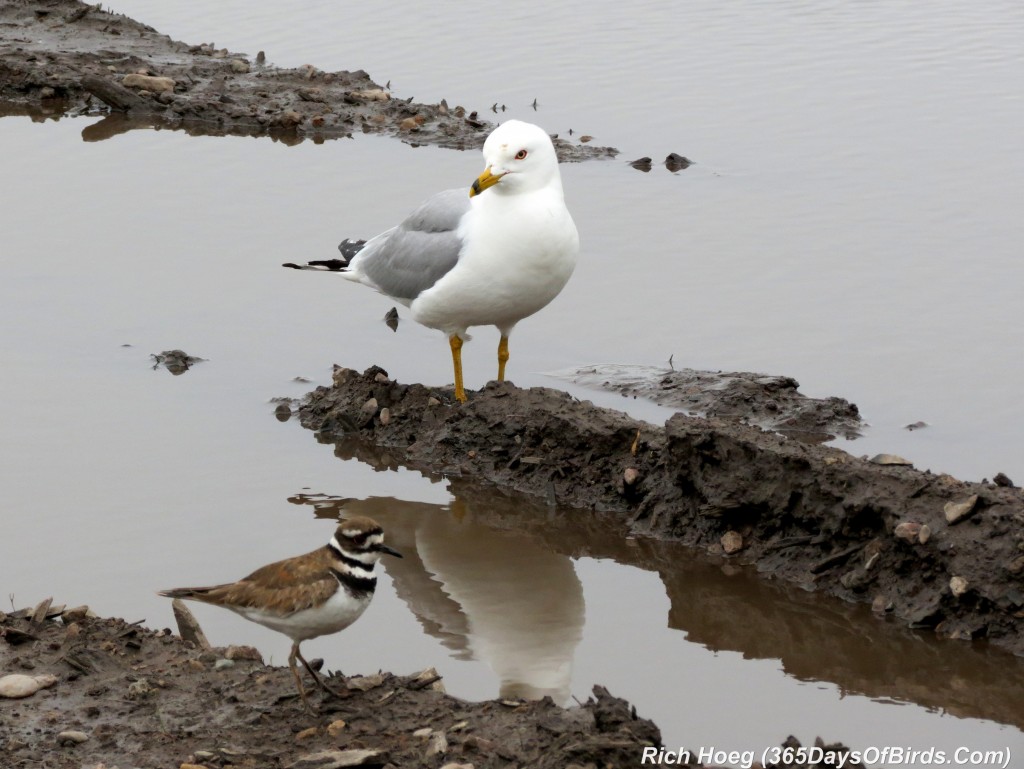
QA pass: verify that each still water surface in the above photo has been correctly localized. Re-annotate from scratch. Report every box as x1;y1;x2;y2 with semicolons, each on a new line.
2;0;1023;763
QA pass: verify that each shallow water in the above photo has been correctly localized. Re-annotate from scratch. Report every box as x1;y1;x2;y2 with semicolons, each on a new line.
3;0;1024;763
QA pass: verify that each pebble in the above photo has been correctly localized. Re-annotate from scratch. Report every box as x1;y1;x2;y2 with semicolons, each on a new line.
1007;555;1024;575
40;86;55;98
122;73;175;93
426;731;449;758
126;678;153;699
427;397;441;407
213;659;234;670
918;524;932;544
0;673;58;699
413;727;433;739
623;467;640;486
225;645;262;661
286;749;387;768
361;397;379;418
440;764;475;769
180;764;209;769
894;521;922;543
944;494;978;524
230;59;250;73
870;453;913;466
949;576;969;597
373;372;390;383
379;407;391;426
295;726;319;741
56;730;89;746
350;88;390;101
327;719;347;737
993;472;1015;487
720;531;744;554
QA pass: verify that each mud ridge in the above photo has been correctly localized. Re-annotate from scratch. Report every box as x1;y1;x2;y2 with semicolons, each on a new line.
0;0;617;158
297;366;1024;657
2;602;863;768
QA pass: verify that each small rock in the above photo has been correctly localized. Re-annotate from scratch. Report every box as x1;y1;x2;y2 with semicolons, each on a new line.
623;467;640;486
326;719;346;737
944;494;979;524
122;73;175;93
413;728;433;739
56;730;89;746
379;407;391;426
1007;555;1024;575
427;397;441;407
225;645;262;662
629;157;653;172
277;110;303;128
426;731;449;758
213;659;235;670
61;605;91;623
286;749;387;769
870;453;913;466
440;764;475;769
918;524;931;544
347;672;386;691
0;673;58;699
871;595;892;614
181;763;208;769
993;472;1015;487
349;88;390;101
127;678;153;699
664;153;693;171
230;59;250;73
296;726;319;741
361;398;379;418
894;521;922;543
949;576;969;597
256;51;266;65
40;86;55;98
373;372;390;384
720;531;743;554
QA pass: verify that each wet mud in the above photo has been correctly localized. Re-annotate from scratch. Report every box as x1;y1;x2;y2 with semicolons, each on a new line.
296;366;1024;657
2;602;860;768
0;0;616;158
548;363;863;442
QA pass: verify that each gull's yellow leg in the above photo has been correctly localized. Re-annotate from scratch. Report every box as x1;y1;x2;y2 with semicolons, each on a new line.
449;335;467;402
497;335;510;381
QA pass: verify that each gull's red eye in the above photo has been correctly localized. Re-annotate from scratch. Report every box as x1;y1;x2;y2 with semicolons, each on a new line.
515;149;528;160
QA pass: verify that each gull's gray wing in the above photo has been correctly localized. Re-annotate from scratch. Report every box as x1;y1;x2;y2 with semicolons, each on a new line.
353;188;470;301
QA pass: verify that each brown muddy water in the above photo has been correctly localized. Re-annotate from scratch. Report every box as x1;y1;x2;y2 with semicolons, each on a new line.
2;0;1023;764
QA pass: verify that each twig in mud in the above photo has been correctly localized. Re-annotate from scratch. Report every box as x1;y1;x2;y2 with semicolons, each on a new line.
810;544;863;574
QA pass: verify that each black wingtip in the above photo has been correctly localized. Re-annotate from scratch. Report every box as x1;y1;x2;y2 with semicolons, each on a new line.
282;262;302;269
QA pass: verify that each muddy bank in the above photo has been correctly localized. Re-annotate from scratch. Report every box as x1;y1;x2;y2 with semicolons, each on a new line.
295;366;1024;657
0;0;616;159
1;602;861;768
548;364;863;443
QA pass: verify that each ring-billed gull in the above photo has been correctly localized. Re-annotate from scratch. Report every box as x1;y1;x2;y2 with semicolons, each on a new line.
284;120;579;402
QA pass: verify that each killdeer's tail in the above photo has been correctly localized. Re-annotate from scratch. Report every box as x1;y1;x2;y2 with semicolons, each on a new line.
158;586;218;601
281;239;366;272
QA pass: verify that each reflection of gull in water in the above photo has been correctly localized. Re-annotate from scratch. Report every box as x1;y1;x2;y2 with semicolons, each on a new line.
326;496;584;702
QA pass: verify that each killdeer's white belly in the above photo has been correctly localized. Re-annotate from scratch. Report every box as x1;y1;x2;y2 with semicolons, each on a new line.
234;588;371;642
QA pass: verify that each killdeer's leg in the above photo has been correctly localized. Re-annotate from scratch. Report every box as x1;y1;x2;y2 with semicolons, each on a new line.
497;334;510;381
449;334;467;403
288;641;315;713
296;647;350;700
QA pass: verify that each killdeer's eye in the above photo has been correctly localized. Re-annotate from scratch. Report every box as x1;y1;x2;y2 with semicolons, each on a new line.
515;149;528;160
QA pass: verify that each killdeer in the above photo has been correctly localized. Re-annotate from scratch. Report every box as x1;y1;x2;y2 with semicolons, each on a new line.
159;516;401;711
